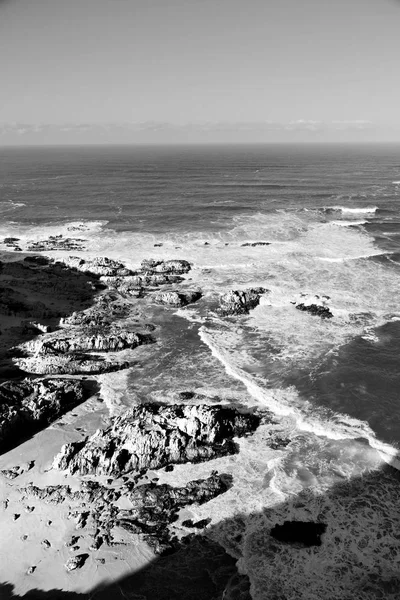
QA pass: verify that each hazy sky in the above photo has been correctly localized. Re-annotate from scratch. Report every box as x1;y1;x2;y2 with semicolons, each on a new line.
1;0;400;133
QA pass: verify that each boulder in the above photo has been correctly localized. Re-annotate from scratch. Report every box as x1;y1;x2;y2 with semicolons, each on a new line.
219;287;268;316
153;289;202;308
141;259;191;275
53;403;260;476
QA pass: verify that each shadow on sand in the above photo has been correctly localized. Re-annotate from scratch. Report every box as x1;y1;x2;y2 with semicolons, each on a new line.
1;462;400;600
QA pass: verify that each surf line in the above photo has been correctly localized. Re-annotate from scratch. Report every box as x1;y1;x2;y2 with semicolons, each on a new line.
199;326;400;472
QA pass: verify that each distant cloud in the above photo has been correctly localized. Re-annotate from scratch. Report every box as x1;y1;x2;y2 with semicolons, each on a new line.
0;119;398;144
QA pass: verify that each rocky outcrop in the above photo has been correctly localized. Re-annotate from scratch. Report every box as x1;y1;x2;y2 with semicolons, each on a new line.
141;259;191;275
0;378;89;453
26;235;86;252
61;256;134;277
295;303;333;318
20;328;152;355
218;287;268;316
116;472;231;553
14;354;130;375
53;403;260;476
292;294;333;319
65;554;88;571
20;473;231;555
270;521;327;547
153;289;202;308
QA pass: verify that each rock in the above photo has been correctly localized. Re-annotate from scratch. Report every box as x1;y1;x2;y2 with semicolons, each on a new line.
182;518;211;529
293;293;333;319
0;378;89;453
66;536;80;547
53;403;260;477
241;242;270;247
65;554;88;571
26;236;86;252
219;287;269;316
270;521;327;547
140;259;191;275
15;354;130;376
3;237;20;244
295;303;333;319
41;539;51;549
153;289;202;308
20;328;152;355
61;256;134;277
26;566;36;575
116;472;231;553
13;514;20;521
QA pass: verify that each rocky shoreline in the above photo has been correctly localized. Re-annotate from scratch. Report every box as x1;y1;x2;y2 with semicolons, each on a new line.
0;244;337;598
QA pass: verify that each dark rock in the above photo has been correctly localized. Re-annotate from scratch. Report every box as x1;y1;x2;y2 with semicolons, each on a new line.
115;472;231;553
26;566;36;575
13;514;20;521
182;518;212;529
270;521;327;547
65;536;80;547
178;391;195;401
0;378;89;453
53;403;260;476
41;539;51;549
241;242;270;247
219;287;268;316
65;554;88;571
3;237;20;244
295;303;333;319
26;237;86;252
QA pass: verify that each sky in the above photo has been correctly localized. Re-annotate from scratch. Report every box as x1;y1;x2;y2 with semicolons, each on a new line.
1;0;400;143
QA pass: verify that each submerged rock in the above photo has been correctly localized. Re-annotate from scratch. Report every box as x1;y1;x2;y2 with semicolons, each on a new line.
219;287;268;316
53;403;260;476
270;521;327;547
0;378;89;453
153;289;202;307
241;241;270;247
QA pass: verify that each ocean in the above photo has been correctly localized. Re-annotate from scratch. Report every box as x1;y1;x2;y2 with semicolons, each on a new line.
1;143;400;599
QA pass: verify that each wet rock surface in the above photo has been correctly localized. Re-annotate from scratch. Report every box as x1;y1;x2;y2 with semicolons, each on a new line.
0;378;90;453
218;287;269;316
53;403;260;476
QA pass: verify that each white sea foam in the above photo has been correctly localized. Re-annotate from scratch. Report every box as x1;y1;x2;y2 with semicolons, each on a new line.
199;326;400;470
327;205;378;215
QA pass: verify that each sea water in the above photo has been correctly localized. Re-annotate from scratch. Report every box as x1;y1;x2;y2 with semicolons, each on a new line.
1;143;400;599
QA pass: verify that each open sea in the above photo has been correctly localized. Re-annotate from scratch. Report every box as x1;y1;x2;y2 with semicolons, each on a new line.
1;143;400;599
